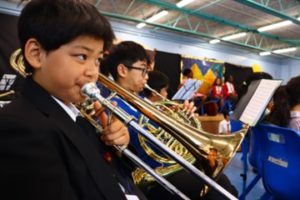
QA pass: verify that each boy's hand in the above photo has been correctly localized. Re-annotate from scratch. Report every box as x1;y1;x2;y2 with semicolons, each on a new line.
182;100;196;117
94;101;130;147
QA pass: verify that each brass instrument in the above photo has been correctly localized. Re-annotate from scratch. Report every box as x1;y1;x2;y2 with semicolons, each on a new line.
9;49;190;200
10;48;31;77
11;48;246;200
0;90;15;98
98;73;247;199
144;84;201;128
135;84;201;184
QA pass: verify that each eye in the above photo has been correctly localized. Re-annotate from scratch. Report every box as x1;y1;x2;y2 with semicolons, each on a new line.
77;54;87;61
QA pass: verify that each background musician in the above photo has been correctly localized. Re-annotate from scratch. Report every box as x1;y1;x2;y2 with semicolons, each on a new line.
101;40;237;200
265;76;300;132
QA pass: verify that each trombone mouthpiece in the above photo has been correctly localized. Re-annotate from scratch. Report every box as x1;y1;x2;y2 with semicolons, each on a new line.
81;83;100;99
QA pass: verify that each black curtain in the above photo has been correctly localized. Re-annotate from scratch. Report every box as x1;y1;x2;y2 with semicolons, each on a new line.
0;13;24;96
224;62;253;97
154;50;181;98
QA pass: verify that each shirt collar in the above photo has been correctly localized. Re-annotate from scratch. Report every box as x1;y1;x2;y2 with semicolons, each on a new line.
52;96;80;122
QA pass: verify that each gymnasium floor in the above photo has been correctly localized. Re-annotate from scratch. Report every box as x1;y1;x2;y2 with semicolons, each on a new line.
224;152;265;200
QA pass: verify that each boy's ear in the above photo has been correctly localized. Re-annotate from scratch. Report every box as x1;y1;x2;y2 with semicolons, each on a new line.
117;64;127;78
24;38;44;69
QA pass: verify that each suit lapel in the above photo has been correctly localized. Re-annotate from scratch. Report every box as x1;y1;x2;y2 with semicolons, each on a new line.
21;78;126;200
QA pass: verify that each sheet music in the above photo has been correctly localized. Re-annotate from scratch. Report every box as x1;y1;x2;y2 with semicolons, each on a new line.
0;74;16;91
240;79;282;126
172;78;202;100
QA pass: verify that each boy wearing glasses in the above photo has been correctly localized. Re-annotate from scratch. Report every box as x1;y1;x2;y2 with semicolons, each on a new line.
101;41;207;200
101;41;238;200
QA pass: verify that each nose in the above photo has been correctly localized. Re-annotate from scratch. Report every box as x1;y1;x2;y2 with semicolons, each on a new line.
144;72;149;80
85;62;99;81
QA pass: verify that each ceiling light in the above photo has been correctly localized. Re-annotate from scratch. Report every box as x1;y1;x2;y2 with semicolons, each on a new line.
222;32;246;41
136;23;146;29
259;52;271;56
258;20;292;32
176;0;195;8
209;39;220;44
136;10;169;29
272;47;297;54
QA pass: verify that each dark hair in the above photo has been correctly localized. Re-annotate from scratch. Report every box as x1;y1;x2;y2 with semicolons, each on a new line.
267;76;300;126
213;77;222;85
100;41;148;81
19;0;115;72
222;109;229;119
238;72;273;101
182;68;192;77
144;70;169;98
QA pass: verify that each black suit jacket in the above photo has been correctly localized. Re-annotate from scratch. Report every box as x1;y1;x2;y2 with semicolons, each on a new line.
0;78;144;200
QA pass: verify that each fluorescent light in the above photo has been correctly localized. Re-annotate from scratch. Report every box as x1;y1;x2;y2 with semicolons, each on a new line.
272;47;297;54
259;52;271;56
222;32;246;41
136;10;168;29
209;39;220;44
176;0;195;8
146;10;168;23
258;20;292;32
136;23;146;29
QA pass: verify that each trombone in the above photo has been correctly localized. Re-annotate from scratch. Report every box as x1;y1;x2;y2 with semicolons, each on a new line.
9;49;190;199
11;48;245;200
144;84;201;128
90;73;247;200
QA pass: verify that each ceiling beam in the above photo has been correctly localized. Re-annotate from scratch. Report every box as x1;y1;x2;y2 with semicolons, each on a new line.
235;0;300;26
102;11;300;60
139;0;300;47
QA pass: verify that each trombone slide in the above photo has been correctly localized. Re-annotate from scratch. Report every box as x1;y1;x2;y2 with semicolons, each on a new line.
81;82;238;200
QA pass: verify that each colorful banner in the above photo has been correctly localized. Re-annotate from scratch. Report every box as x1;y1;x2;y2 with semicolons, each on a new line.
182;57;224;95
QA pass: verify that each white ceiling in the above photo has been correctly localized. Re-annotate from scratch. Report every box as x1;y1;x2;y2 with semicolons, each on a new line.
1;0;300;59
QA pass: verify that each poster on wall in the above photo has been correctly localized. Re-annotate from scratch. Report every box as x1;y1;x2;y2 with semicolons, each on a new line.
181;56;224;95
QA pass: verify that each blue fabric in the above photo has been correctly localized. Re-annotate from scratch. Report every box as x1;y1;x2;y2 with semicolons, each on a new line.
113;96;166;169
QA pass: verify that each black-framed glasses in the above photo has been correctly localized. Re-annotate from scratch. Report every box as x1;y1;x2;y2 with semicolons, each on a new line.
124;65;149;77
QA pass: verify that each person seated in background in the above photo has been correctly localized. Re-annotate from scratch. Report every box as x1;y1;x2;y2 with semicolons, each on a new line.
265;76;300;132
143;70;169;102
218;109;231;135
0;1;146;200
223;75;238;109
210;77;224;111
178;68;193;89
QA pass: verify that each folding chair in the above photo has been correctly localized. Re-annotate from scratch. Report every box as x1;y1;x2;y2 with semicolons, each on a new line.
258;124;300;200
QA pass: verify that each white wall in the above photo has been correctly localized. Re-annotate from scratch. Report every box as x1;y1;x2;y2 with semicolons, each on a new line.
111;21;297;81
280;59;300;83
